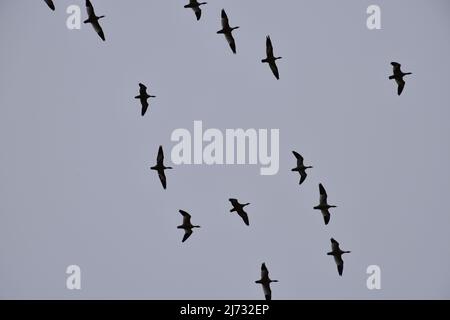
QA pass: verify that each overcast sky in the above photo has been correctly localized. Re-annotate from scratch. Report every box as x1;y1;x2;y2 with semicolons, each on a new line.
1;0;450;299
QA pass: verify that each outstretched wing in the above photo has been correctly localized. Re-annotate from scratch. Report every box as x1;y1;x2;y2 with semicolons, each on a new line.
193;6;202;20
319;183;328;203
299;171;307;185
237;209;249;226
391;61;401;74
334;256;344;276
179;210;192;224
226;33;236;54
269;61;279;80
396;78;405;96
262;283;272;301
292;151;304;165
140;99;149;116
139;83;147;94
44;0;55;11
330;238;340;251
266;36;274;58
182;229;193;243
157;146;164;164
158;170;167;189
229;198;239;207
86;0;95;17
261;263;269;279
92;20;105;41
322;209;330;225
221;9;229;28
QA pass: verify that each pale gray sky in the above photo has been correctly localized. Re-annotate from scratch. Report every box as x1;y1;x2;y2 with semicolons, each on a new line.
1;0;450;299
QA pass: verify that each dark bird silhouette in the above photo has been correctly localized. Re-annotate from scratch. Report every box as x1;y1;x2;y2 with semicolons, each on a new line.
261;36;282;79
255;263;278;301
177;210;200;243
44;0;55;11
327;238;351;276
217;9;239;54
389;62;412;96
229;198;250;226
291;151;313;185
150;146;172;190
184;0;207;21
83;0;106;41
313;183;336;225
134;83;156;116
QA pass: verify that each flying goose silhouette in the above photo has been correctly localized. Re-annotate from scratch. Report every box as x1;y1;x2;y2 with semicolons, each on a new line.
44;0;55;11
84;0;106;41
217;9;239;54
291;151;312;185
255;263;278;301
261;36;282;80
135;83;156;116
184;0;207;21
327;238;351;276
229;198;250;226
150;146;172;190
313;183;336;225
177;210;200;243
389;62;412;96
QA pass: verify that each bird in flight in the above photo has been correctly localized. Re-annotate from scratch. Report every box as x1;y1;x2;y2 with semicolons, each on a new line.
291;151;312;185
255;263;278;300
135;83;156;116
44;0;55;11
313;183;336;225
229;198;250;226
150;146;172;190
261;36;282;80
83;0;106;41
217;9;239;54
184;0;207;21
389;62;412;96
177;210;200;243
327;238;351;276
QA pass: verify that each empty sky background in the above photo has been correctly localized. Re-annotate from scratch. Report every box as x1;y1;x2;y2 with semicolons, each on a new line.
1;0;450;299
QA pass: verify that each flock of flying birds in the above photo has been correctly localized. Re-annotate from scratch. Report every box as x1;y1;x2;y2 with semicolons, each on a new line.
40;0;413;300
